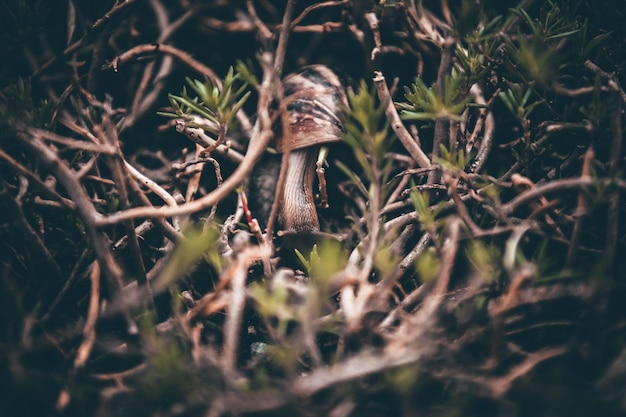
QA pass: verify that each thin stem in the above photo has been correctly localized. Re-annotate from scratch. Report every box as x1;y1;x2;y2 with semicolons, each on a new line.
374;72;431;168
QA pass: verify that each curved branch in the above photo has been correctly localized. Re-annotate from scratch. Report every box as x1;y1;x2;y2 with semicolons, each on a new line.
502;177;626;217
110;43;219;79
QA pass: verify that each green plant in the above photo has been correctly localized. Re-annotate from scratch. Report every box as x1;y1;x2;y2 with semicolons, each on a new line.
158;66;250;139
498;81;543;123
398;74;469;122
337;82;405;277
0;76;52;131
506;1;582;84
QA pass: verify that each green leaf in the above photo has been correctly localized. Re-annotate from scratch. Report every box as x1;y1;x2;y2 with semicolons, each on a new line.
415;247;440;284
336;160;369;198
151;224;221;293
160;67;250;137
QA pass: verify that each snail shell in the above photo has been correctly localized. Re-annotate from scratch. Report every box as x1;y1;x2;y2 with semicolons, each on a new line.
276;65;349;152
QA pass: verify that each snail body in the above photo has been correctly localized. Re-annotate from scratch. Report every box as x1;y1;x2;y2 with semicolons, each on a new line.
280;147;320;234
248;65;348;238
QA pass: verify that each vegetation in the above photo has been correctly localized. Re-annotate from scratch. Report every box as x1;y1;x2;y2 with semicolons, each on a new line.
1;1;626;416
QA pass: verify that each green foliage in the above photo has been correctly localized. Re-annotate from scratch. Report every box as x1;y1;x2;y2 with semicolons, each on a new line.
530;239;576;283
506;1;582;84
139;340;194;402
435;143;468;171
398;74;469;122
235;58;260;87
572;17;611;59
578;74;609;124
295;239;346;283
248;273;341;374
338;80;398;209
580;165;621;206
251;241;346;373
103;191;120;213
249;276;294;324
151;224;221;293
385;365;420;394
409;187;444;234
374;242;402;278
512;1;581;42
0;76;52;131
465;240;502;283
250;268;338;340
455;41;493;82
158;66;250;137
263;343;301;371
343;80;390;162
133;312;210;407
498;81;543;123
415;247;440;284
510;34;560;84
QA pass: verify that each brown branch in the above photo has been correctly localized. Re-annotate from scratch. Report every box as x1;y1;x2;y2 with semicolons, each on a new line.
18;0;142;83
374;72;431;168
565;146;594;267
364;12;382;61
74;261;101;368
125;178;183;244
274;0;297;74
93;128;273;225
203;157;223;223
444;171;481;235
221;253;250;377
174;122;245;164
95;111;149;289
488;346;566;397
468;84;498;173
291;348;426;397
201;18;349;35
247;0;273;40
604;87;623;269
0;148;76;209
124;0;196;128
110;43;219;79
263;1;297;242
91;0;140;30
429;37;456;183
16;130;130;319
390;217;461;348
42;248;91;321
21;125;117;154
501;177;626;217
0;183;66;302
584;59;626;104
290;0;348;29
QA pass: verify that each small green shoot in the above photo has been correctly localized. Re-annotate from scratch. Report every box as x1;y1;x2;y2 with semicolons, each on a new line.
158;66;250;137
398;75;469;122
498;81;543;123
435;143;468;171
295;240;346;284
415;247;441;284
409;185;444;234
466;240;502;283
151;224;221;293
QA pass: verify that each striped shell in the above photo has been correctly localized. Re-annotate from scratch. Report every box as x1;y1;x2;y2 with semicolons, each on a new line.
276;65;349;152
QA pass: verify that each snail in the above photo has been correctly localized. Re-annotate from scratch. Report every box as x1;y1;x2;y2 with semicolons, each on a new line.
248;65;348;245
